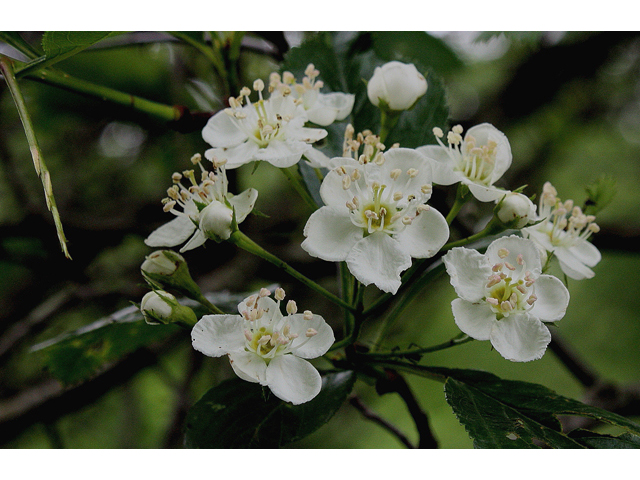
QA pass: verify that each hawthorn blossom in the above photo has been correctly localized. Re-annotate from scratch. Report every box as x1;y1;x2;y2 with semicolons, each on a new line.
145;154;257;252
301;135;449;294
367;61;428;111
191;288;335;405
417;123;512;202
443;235;570;362
271;64;354;127
523;182;601;280
202;78;327;169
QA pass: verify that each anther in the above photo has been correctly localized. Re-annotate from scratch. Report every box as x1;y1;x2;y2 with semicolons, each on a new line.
286;300;298;315
306;328;318;337
498;248;509;259
275;288;286;301
303;310;313;321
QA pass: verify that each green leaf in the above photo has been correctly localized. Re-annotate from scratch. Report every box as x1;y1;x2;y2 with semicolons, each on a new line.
376;363;640;448
17;31;125;76
370;31;464;77
568;430;640;449
184;370;356;448
584;175;617;215
32;289;256;385
33;306;179;385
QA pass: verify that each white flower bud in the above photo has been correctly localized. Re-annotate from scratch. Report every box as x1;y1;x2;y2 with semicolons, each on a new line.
199;200;234;240
141;250;180;276
496;192;537;228
140;290;175;324
367;61;428;111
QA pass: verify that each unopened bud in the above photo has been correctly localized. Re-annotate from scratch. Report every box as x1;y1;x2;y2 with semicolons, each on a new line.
140;290;197;326
367;61;428;111
496;192;537;228
199;200;234;240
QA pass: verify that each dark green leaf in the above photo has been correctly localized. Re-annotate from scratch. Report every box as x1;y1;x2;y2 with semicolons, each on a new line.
184;370;356;448
569;430;640;449
17;32;125;76
31;289;255;385
377;363;640;448
370;31;464;77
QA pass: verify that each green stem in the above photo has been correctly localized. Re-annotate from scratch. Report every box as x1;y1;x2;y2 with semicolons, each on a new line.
193;293;225;315
378;109;400;145
23;68;182;123
446;183;470;225
364;333;473;359
0;56;71;259
280;166;319;210
442;216;507;251
340;262;355;340
228;231;354;312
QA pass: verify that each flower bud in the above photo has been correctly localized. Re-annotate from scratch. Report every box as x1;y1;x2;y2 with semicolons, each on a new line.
140;290;197;326
141;250;207;306
141;250;180;277
367;61;428;111
199;200;234;241
496;192;537;228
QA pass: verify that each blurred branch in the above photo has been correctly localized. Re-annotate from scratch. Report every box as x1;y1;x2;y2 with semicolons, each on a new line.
377;369;438;449
0;344;169;445
348;394;415;449
549;331;599;388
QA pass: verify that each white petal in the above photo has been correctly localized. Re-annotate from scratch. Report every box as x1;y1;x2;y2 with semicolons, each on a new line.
394;206;449;258
375;148;433;200
179;229;207;252
145;216;196;248
554;247;595;280
303;147;332;168
306;105;340;127
314;92;354;123
302;206;363;262
228;188;258;223
319;162;362;208
416;145;461;185
287;127;328;143
346;233;412;294
254;140;306;168
490;314;551;362
451;298;495;341
529;274;570;322
237;296;282;325
266;355;322;404
202;108;249;148
467;181;509;202
443;247;492;302
570;239;601;268
191;314;245;357
485;235;542;277
228;350;268;385
286;313;335;359
465;123;512;182
205;141;260;169
523;227;555;253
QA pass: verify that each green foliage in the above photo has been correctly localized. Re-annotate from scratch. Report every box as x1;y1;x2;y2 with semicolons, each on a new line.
184;371;356;448
33;306;179;385
568;430;640;448
584;175;617;215
412;366;640;449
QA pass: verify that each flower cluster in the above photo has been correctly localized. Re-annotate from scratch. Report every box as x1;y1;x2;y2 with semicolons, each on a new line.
139;59;607;406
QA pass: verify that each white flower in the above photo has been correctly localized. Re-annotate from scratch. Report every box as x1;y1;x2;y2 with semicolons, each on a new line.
417;123;512;202
191;289;335;405
367;61;428;111
301;146;449;294
522;182;601;280
202;78;327;169
271;64;354;127
496;191;537;228
145;154;258;252
443;235;570;362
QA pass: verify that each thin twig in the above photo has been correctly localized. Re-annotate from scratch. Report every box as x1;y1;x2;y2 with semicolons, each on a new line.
348;394;415;449
549;330;599;388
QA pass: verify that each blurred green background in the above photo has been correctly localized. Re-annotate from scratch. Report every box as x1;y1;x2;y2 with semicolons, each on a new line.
1;31;639;449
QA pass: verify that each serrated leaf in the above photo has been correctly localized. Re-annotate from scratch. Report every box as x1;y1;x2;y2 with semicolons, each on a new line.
184;370;356;448
378;363;640;449
568;430;640;449
17;31;125;75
